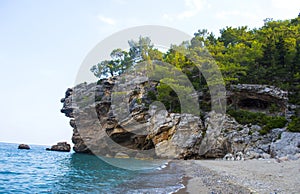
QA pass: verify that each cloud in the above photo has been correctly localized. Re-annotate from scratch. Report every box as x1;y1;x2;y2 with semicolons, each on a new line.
97;15;116;25
163;0;207;21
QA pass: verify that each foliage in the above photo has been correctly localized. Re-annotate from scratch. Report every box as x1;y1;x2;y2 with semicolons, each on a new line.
90;37;163;78
147;91;157;101
90;49;131;78
227;109;268;125
90;14;300;125
287;116;300;132
227;109;287;135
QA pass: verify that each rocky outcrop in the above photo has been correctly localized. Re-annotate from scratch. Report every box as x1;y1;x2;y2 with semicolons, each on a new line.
228;84;288;115
148;111;204;159
270;132;300;160
18;144;30;150
61;76;157;157
61;77;300;160
46;142;71;152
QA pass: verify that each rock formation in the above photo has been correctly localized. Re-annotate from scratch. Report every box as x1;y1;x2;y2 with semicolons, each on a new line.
270;132;300;160
61;76;300;160
46;142;71;152
18;144;30;150
227;84;288;115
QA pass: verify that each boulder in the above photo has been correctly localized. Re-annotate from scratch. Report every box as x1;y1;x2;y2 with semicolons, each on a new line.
223;153;234;161
18;144;30;150
46;142;71;152
115;152;130;158
270;132;300;160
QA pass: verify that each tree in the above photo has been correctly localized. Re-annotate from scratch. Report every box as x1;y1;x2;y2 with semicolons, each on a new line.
128;36;153;63
90;49;130;78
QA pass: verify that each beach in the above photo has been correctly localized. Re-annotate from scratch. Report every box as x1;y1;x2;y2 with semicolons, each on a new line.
175;159;300;193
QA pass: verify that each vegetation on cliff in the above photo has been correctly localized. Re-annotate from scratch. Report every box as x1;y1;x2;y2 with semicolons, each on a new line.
90;15;300;128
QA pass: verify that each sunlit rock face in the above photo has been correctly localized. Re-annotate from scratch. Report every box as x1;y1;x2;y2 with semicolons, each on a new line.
61;78;299;160
60;76;205;159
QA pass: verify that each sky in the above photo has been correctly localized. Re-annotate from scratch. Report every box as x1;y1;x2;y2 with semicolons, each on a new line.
0;0;299;145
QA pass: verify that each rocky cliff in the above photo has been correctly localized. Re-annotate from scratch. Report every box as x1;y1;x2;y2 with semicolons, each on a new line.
61;77;300;160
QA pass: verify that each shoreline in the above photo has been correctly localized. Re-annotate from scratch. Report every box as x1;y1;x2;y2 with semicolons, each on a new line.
172;160;251;194
171;159;300;193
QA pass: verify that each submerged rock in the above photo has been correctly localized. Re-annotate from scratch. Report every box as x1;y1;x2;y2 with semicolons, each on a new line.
18;144;30;150
46;142;71;152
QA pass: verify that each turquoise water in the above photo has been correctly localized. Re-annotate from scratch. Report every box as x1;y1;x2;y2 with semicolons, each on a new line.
0;142;184;193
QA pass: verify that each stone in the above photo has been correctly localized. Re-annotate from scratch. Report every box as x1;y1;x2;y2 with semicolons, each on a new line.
244;151;260;159
270;132;300;160
223;153;234;161
46;142;71;152
115;152;130;158
262;153;271;159
155;140;178;159
199;112;240;158
18;144;30;150
235;151;244;161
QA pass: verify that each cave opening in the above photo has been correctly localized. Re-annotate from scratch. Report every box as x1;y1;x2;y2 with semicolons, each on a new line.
237;98;270;110
107;128;154;151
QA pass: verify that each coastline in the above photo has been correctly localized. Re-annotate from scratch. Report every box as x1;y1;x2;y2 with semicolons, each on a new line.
172;159;300;193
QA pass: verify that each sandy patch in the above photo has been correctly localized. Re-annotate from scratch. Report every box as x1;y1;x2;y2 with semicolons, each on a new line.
174;159;300;193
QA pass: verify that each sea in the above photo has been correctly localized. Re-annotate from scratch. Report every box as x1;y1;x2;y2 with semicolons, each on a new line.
0;142;185;193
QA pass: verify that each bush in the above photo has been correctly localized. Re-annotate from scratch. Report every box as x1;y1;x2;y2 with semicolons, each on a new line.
227;109;267;125
227;109;287;135
287;116;300;132
147;91;157;101
264;116;287;130
260;116;287;135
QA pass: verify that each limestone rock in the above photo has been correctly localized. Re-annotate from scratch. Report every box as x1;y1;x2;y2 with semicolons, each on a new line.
270;132;300;160
223;153;234;161
199;112;240;158
115;152;130;158
60;76;298;160
18;144;30;150
46;142;71;152
149;112;203;159
228;84;288;115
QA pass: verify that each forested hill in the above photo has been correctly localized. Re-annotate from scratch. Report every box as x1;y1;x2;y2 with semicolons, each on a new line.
202;15;300;105
90;15;300;111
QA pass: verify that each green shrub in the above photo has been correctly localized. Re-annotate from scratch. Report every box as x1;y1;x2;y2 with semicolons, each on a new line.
147;91;157;101
287;116;300;132
227;109;287;135
269;103;280;113
227;109;266;125
259;128;269;135
264;116;287;130
260;117;287;135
